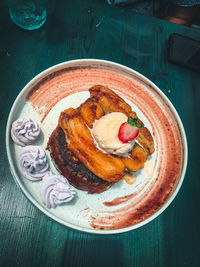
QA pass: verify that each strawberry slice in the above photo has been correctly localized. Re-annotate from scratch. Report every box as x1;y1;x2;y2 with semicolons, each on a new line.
118;122;139;143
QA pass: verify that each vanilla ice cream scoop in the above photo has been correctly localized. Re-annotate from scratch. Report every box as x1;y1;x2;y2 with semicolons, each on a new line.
92;112;135;156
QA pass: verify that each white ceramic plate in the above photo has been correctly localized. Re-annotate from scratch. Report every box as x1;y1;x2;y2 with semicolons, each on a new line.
6;59;187;234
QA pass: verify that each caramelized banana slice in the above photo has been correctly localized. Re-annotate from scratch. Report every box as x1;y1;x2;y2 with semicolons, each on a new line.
137;127;154;155
89;85;154;155
90;85;132;115
59;108;125;183
122;143;147;172
79;99;104;128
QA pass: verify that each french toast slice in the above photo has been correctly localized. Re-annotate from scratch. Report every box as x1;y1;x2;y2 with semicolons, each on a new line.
59;108;125;183
47;127;113;194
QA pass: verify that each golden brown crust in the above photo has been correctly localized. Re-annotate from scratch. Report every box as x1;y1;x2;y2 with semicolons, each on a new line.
79;99;104;128
59;108;125;182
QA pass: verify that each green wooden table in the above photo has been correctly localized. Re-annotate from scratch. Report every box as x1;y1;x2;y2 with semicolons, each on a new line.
1;0;200;266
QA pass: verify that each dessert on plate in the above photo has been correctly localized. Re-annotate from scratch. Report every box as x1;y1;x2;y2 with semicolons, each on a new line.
47;85;154;194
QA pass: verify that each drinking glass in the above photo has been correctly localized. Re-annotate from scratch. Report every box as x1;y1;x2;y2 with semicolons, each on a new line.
7;0;48;30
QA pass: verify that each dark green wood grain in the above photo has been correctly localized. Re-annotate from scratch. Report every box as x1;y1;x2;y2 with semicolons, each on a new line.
0;0;200;266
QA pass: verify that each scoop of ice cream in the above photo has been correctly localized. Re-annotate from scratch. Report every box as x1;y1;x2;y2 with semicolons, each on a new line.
41;172;76;209
18;146;49;181
92;112;135;156
11;118;40;146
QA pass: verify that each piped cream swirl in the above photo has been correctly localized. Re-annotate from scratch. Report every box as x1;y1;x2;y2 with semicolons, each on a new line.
40;172;76;208
11;118;40;146
18;146;49;181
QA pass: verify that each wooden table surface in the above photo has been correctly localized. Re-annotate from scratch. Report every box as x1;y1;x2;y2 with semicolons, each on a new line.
1;0;200;266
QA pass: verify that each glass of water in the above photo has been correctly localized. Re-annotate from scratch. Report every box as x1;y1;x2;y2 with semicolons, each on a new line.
7;0;48;30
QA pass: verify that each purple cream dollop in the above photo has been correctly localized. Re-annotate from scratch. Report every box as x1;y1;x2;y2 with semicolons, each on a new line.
11;118;40;146
18;146;49;181
41;172;76;208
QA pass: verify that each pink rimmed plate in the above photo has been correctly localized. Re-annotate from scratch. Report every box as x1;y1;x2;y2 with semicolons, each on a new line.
6;59;187;234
